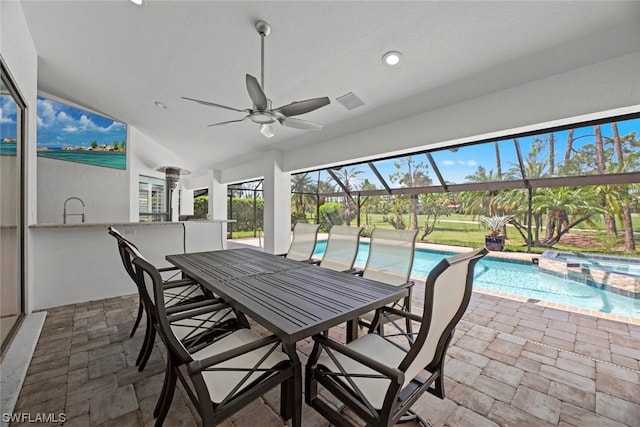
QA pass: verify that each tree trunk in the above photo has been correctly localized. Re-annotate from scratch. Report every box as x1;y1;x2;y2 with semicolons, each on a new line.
411;194;419;230
549;132;555;175
594;125;617;234
612;122;636;252
545;212;554;240
564;128;574;166
494;142;502;180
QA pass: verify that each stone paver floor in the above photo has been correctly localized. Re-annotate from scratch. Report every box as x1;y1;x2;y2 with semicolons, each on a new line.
10;283;640;426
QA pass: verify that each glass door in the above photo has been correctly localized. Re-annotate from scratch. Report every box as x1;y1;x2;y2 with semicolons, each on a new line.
1;61;26;356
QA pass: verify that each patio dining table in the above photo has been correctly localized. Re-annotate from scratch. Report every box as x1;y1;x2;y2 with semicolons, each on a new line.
166;247;409;426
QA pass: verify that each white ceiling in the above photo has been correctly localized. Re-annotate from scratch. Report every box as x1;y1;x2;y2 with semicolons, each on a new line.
19;1;640;176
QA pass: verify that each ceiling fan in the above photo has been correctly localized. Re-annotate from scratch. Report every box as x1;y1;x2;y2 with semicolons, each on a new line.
183;20;331;138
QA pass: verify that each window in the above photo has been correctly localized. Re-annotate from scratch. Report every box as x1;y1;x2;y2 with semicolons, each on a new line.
139;175;167;222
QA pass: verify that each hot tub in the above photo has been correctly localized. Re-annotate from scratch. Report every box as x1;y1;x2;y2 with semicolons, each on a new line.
539;250;640;299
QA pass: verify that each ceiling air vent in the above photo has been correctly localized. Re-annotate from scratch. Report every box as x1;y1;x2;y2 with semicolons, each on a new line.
336;92;365;110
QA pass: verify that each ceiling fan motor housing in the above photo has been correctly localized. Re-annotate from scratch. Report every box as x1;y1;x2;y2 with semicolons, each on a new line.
255;21;271;37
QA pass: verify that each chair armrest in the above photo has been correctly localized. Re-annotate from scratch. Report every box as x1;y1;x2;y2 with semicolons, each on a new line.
188;334;283;374
311;334;403;384
166;298;227;315
158;265;180;273
378;305;423;323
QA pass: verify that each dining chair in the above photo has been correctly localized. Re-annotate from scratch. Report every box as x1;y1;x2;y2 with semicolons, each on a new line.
317;225;363;272
108;226;237;371
305;248;488;427
131;253;301;427
284;222;321;261
357;227;419;334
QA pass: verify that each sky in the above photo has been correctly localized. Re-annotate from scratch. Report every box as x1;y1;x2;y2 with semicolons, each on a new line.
0;94;18;140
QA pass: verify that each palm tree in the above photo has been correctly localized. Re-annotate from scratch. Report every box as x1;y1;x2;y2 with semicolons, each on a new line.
533;187;602;246
291;173;314;221
460;166;501;216
389;156;432;230
334;167;363;226
610;122;636;252
594;125;617;234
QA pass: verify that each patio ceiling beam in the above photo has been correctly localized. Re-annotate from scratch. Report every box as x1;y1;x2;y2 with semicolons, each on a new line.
367;162;392;194
326;168;357;205
426;153;449;192
513;139;531;189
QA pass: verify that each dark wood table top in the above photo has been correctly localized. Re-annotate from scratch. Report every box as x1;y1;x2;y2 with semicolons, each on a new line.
166;248;408;345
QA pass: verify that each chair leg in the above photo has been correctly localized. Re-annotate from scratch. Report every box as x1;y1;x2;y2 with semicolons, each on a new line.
154;367;177;427
138;327;156;372
153;356;173;418
136;312;153;366
130;299;144;338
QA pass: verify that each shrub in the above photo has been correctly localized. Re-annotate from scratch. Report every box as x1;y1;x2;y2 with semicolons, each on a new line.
194;195;208;218
319;202;342;232
229;197;264;232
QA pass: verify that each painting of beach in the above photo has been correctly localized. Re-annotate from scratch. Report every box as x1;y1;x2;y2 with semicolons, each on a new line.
36;96;127;169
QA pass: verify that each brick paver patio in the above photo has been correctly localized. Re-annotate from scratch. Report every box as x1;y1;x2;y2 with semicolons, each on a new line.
10;277;640;427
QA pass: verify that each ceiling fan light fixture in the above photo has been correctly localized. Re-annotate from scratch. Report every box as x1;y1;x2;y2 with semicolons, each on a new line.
249;112;276;124
382;51;403;67
260;123;275;138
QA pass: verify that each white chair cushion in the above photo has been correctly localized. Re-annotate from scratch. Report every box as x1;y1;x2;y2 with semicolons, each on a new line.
170;306;236;342
192;328;290;404
315;333;406;410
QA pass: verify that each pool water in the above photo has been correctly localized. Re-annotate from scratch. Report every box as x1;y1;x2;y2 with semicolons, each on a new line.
312;242;639;319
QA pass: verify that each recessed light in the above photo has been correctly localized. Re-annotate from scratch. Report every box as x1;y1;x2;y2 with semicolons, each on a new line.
154;101;167;109
130;0;145;5
382;51;403;67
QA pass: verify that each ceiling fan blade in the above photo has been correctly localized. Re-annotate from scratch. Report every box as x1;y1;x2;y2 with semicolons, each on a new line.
207;116;249;127
182;96;247;113
274;97;330;117
278;116;323;130
245;74;268;110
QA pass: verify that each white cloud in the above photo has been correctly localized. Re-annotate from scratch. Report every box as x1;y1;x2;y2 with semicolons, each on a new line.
37;99;57;128
63;125;78;133
0;108;15;124
441;160;455;166
456;160;478;167
56;111;74;123
0;96;17;124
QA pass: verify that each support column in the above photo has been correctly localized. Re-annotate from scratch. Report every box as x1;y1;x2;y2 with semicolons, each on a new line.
209;169;228;243
262;151;291;255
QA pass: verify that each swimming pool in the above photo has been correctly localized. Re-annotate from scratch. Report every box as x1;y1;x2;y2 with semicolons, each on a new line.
312;241;640;319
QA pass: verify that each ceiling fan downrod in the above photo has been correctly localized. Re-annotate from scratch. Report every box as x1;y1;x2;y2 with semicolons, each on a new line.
255;21;271;92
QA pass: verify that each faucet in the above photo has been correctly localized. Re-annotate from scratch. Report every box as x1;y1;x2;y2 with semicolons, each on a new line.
63;197;85;224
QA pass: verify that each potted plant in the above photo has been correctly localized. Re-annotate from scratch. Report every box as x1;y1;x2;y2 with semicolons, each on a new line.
479;215;514;251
